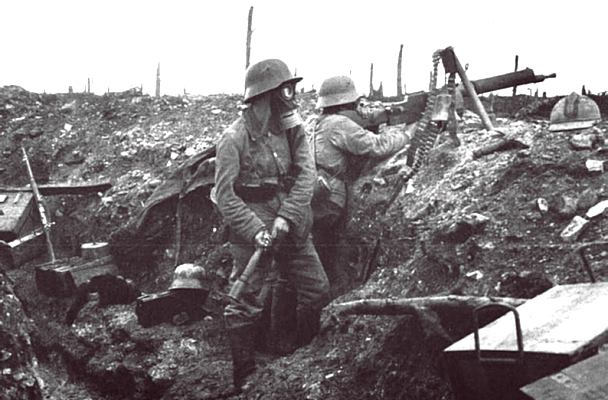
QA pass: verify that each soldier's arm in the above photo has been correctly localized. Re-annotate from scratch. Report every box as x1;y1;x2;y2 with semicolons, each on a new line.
331;117;409;158
277;126;316;227
214;133;266;242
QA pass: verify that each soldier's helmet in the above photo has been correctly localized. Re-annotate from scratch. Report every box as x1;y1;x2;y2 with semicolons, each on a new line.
244;59;302;103
316;76;361;109
549;92;601;132
169;263;207;290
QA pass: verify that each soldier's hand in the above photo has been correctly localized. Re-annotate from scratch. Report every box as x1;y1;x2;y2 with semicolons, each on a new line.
254;230;272;249
271;216;290;241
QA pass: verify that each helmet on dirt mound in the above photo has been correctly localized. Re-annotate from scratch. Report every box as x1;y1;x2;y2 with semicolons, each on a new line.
316;76;361;109
244;59;302;103
169;263;207;290
549;92;600;132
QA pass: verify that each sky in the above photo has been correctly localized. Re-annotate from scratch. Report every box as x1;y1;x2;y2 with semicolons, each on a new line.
1;0;606;98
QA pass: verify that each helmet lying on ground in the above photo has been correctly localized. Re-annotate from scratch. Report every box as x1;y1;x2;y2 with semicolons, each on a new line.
169;263;207;290
549;92;601;132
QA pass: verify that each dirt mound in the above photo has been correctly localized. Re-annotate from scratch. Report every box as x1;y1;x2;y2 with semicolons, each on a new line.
1;86;608;399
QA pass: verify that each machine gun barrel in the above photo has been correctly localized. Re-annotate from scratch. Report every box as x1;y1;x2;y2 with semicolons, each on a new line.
470;68;556;95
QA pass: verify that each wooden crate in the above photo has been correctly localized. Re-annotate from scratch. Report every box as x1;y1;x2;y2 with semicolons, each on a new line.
520;351;608;399
35;255;118;297
0;191;45;268
443;283;608;400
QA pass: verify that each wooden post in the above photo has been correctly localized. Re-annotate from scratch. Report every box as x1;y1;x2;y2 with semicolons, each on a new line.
155;63;160;98
369;63;374;97
245;6;253;69
447;47;495;132
87;78;90;93
512;55;519;96
397;44;403;98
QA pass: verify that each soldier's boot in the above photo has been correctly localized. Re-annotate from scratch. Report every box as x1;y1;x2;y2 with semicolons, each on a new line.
296;306;322;347
268;283;298;356
227;325;256;391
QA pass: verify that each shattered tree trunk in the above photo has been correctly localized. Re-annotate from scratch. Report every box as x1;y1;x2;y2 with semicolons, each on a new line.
369;63;374;97
512;54;519;96
397;44;403;98
156;63;161;98
245;6;253;69
334;295;526;316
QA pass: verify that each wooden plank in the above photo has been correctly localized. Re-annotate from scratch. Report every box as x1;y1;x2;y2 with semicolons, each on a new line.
520;351;608;399
0;181;112;196
445;283;608;356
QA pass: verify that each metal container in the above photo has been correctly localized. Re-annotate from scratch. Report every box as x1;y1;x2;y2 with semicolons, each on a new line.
444;283;608;400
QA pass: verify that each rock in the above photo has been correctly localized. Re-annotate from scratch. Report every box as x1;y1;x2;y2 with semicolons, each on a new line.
560;216;589;242
585;159;605;172
586;199;608;219
576;188;599;212
0;274;43;400
497;271;554;298
569;131;597;150
536;198;549;213
550;194;578;218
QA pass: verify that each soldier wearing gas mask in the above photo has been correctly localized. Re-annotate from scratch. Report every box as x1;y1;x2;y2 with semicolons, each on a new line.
214;59;329;391
310;75;411;295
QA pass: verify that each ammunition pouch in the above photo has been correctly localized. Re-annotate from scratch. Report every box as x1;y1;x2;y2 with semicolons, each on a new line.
234;182;279;202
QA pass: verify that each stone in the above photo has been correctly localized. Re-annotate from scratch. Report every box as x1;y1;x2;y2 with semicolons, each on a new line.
576;188;599;211
560;216;589;242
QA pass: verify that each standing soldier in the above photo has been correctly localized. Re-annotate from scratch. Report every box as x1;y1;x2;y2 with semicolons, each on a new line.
311;75;411;294
214;59;329;391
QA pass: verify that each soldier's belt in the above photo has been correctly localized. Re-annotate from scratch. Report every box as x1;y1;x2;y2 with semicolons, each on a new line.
234;182;279;202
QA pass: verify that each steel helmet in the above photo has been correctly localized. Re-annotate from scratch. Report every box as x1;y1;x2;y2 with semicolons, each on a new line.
316;76;361;109
169;263;207;290
549;92;601;132
244;59;302;103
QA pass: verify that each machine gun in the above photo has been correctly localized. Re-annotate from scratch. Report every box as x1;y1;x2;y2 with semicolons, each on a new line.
373;47;556;214
363;67;556;128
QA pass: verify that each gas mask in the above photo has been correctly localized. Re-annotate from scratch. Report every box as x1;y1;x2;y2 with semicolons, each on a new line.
271;83;303;130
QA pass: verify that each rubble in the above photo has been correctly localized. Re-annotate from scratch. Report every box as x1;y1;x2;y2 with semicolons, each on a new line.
0;85;607;400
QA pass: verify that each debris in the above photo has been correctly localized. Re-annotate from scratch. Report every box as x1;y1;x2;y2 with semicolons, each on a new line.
551;195;578;218
64;150;85;165
465;270;483;280
569;131;598;150
472;137;529;159
497;271;554;298
585;159;605;172
537;198;549;213
576;187;599;211
586;199;608;219
560;216;589;242
333;295;526;316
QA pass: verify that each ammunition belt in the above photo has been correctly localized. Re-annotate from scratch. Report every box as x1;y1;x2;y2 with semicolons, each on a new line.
404;50;443;176
382;51;449;214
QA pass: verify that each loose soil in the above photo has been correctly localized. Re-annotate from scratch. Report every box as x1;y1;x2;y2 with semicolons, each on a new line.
1;85;607;399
